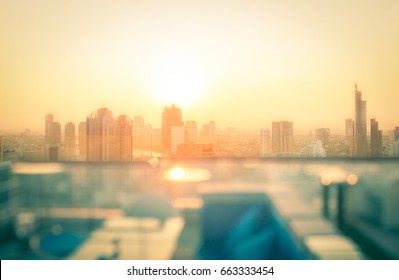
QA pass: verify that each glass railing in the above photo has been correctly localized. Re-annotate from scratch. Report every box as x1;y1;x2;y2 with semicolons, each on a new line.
0;159;398;260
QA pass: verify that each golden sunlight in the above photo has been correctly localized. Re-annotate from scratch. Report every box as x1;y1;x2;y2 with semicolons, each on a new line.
148;53;208;107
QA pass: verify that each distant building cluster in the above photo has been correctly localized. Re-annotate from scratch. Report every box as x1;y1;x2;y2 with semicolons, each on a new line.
259;84;397;158
162;105;216;157
1;85;399;161
346;85;384;157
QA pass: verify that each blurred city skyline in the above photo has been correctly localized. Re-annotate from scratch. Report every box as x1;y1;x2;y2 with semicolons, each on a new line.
1;0;399;133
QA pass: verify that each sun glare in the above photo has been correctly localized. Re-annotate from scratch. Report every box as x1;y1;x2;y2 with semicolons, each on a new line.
169;167;186;181
149;54;208;107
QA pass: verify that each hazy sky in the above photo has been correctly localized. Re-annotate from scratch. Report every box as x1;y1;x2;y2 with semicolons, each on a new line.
1;0;399;133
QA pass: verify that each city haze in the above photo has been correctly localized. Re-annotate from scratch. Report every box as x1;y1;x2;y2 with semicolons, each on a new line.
1;0;399;132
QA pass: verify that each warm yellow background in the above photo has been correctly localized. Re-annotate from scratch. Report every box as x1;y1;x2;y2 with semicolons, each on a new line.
1;0;398;133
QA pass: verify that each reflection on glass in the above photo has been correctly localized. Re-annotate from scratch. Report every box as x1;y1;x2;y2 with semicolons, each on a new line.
0;159;398;260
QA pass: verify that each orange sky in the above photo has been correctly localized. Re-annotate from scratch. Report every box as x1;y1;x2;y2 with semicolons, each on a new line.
1;0;399;133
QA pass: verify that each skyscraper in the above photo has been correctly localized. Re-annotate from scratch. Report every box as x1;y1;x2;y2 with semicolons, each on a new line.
271;121;294;154
391;126;399;157
45;113;61;148
110;115;133;161
161;105;183;156
354;84;367;157
394;126;399;142
65;122;75;161
78;122;87;157
45;114;53;144
185;121;198;144
49;122;61;146
86;108;114;161
345;119;355;157
259;128;271;157
370;118;382;157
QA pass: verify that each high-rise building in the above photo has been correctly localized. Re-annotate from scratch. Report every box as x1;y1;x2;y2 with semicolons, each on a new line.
345;119;355;157
110;115;133;161
271;121;294;154
78;122;87;157
45;114;61;148
394;126;399;142
86;108;114;161
185;121;197;144
65;122;76;161
48;146;59;161
45;114;53;144
370;119;382;157
49;122;61;146
259;128;271;157
200;121;216;144
161;105;183;156
354;84;367;157
86;109;133;162
315;128;330;148
391;126;399;157
201;124;209;143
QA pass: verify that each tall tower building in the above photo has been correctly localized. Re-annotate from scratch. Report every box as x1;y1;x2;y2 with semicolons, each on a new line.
394;126;399;142
110;115;133;161
391;126;399;157
49;122;61;146
65;122;75;161
161;105;183;156
354;84;367;157
345;119;355;157
78;122;87;157
45;114;60;161
44;114;61;146
86;108;114;161
370;119;382;157
259;128;271;157
200;121;216;144
201;124;210;143
271;121;294;154
185;121;198;144
45;114;53;144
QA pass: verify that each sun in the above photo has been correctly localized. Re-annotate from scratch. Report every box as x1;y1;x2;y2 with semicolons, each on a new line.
149;54;208;107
